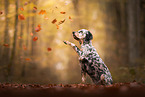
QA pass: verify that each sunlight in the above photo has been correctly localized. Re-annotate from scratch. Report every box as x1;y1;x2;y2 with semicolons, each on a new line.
56;62;65;70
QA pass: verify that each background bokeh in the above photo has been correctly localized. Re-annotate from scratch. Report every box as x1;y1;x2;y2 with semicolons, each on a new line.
0;0;145;84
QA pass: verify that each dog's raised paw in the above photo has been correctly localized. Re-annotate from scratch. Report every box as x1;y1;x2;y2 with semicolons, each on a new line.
63;41;67;44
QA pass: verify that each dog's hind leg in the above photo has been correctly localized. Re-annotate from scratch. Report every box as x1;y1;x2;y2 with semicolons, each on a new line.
81;70;86;83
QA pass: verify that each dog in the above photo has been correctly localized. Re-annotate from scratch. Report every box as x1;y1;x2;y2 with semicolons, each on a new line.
63;29;113;85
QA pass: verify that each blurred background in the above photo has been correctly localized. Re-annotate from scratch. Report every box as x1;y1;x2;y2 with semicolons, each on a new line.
0;0;145;84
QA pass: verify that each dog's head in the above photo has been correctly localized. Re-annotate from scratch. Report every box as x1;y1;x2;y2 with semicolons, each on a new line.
72;29;93;44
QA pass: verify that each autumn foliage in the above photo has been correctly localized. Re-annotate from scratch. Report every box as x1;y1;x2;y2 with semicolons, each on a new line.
33;37;38;41
18;14;25;20
35;24;41;32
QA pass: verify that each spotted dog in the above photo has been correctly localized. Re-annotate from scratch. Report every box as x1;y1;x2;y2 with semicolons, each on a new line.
63;29;113;85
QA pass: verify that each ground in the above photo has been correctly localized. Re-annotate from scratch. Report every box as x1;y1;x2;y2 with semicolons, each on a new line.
0;82;145;97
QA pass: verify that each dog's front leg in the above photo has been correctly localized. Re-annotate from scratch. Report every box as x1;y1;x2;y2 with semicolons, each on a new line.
63;40;82;56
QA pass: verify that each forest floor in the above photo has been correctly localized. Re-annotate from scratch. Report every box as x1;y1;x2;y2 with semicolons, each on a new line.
0;82;145;97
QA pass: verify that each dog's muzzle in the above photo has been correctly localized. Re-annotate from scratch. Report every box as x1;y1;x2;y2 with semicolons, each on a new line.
72;32;80;40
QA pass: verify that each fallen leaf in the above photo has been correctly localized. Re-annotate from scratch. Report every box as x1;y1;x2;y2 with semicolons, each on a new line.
3;44;9;47
52;19;57;24
60;12;66;14
33;7;37;10
20;7;24;11
35;24;41;32
58;19;65;25
18;14;25;20
25;58;31;61
33;37;38;41
47;48;52;51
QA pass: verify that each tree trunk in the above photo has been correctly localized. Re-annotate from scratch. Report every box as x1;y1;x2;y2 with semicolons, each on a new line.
127;0;140;66
1;0;10;66
31;1;37;57
19;20;25;77
8;0;19;79
21;6;30;77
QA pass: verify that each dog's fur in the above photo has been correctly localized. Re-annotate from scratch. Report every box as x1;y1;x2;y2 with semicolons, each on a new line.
63;29;113;85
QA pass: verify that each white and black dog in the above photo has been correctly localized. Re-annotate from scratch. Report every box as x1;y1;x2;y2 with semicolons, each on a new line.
63;29;113;85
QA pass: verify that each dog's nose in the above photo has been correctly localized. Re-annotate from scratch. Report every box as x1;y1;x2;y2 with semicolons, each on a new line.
72;32;75;34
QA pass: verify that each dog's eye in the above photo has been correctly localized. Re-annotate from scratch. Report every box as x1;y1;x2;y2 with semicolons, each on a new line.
79;31;83;33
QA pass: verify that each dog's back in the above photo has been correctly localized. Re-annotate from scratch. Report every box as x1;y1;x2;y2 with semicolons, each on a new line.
80;43;113;85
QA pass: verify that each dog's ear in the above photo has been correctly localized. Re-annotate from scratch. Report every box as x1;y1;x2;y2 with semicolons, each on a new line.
85;31;93;41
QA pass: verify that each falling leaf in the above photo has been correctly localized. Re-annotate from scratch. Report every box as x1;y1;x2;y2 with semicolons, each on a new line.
58;19;65;25
60;12;66;14
23;45;27;50
33;37;38;41
18;36;22;39
18;14;25;20
0;11;3;15
35;24;41;32
3;44;9;47
20;7;24;11
56;24;59;29
47;48;52;51
25;58;31;61
69;16;73;21
33;7;37;10
30;32;33;36
69;16;71;19
39;10;46;15
52;19;57;24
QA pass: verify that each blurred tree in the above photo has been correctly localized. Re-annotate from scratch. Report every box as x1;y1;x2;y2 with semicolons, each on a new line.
1;0;10;66
127;0;140;66
31;0;37;57
8;0;19;79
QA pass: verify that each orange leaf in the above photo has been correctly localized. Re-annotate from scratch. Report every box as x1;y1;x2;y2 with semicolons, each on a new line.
47;48;52;51
3;44;9;47
60;12;66;14
52;19;57;24
18;36;22;39
30;32;33;36
33;37;38;41
56;24;59;29
35;24;41;32
25;58;31;61
33;7;37;10
58;19;65;25
20;7;24;11
39;10;46;15
38;24;41;27
18;14;25;20
69;16;73;21
69;16;71;19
